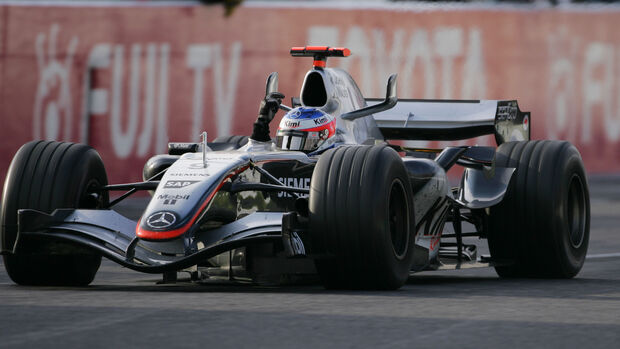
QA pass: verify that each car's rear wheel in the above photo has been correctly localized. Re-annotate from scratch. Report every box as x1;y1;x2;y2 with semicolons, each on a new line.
1;141;108;286
309;145;415;290
487;140;590;278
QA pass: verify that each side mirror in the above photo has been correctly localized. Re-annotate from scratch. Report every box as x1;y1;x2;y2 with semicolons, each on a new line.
266;72;279;96
265;71;292;112
341;74;398;121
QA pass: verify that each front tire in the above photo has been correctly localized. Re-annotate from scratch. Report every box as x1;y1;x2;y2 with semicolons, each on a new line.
487;140;590;278
1;141;108;286
309;145;415;290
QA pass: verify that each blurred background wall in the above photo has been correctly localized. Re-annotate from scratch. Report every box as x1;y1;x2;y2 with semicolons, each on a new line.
1;0;620;187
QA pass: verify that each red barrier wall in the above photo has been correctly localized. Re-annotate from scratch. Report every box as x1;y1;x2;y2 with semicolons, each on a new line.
1;3;620;188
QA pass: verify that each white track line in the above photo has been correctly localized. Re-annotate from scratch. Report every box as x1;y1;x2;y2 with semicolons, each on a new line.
586;252;620;260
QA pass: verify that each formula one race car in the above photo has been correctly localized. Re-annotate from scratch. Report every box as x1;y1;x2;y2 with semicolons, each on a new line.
1;46;590;289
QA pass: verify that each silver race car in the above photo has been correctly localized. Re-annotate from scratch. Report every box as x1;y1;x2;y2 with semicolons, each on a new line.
1;46;589;289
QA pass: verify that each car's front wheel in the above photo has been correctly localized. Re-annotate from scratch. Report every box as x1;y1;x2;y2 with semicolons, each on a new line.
309;145;416;290
1;141;108;286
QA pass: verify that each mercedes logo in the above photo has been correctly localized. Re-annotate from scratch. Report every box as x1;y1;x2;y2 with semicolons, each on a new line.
146;211;177;229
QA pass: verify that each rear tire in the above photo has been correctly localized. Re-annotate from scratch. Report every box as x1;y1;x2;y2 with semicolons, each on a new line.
487;140;590;278
309;145;415;290
1;141;108;286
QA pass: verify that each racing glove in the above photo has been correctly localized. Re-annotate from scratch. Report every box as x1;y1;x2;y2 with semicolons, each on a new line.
251;92;285;142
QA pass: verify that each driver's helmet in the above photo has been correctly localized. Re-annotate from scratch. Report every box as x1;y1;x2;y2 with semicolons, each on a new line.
276;107;336;152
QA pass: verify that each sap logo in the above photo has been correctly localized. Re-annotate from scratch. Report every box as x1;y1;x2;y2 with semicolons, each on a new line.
285;120;300;128
277;177;310;198
313;117;328;125
164;180;199;188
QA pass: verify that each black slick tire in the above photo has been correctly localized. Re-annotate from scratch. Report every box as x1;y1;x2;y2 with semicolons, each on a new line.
487;140;590;278
309;145;415;290
1;141;109;286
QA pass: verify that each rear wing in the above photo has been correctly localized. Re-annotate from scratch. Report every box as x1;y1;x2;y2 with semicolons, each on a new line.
368;99;530;145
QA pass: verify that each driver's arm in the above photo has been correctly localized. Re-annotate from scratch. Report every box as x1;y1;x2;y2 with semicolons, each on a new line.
250;92;284;142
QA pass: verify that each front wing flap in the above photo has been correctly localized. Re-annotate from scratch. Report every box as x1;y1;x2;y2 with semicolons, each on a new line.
14;209;283;273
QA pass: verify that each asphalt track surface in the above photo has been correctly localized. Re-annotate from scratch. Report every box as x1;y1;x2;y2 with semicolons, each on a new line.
1;176;619;348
